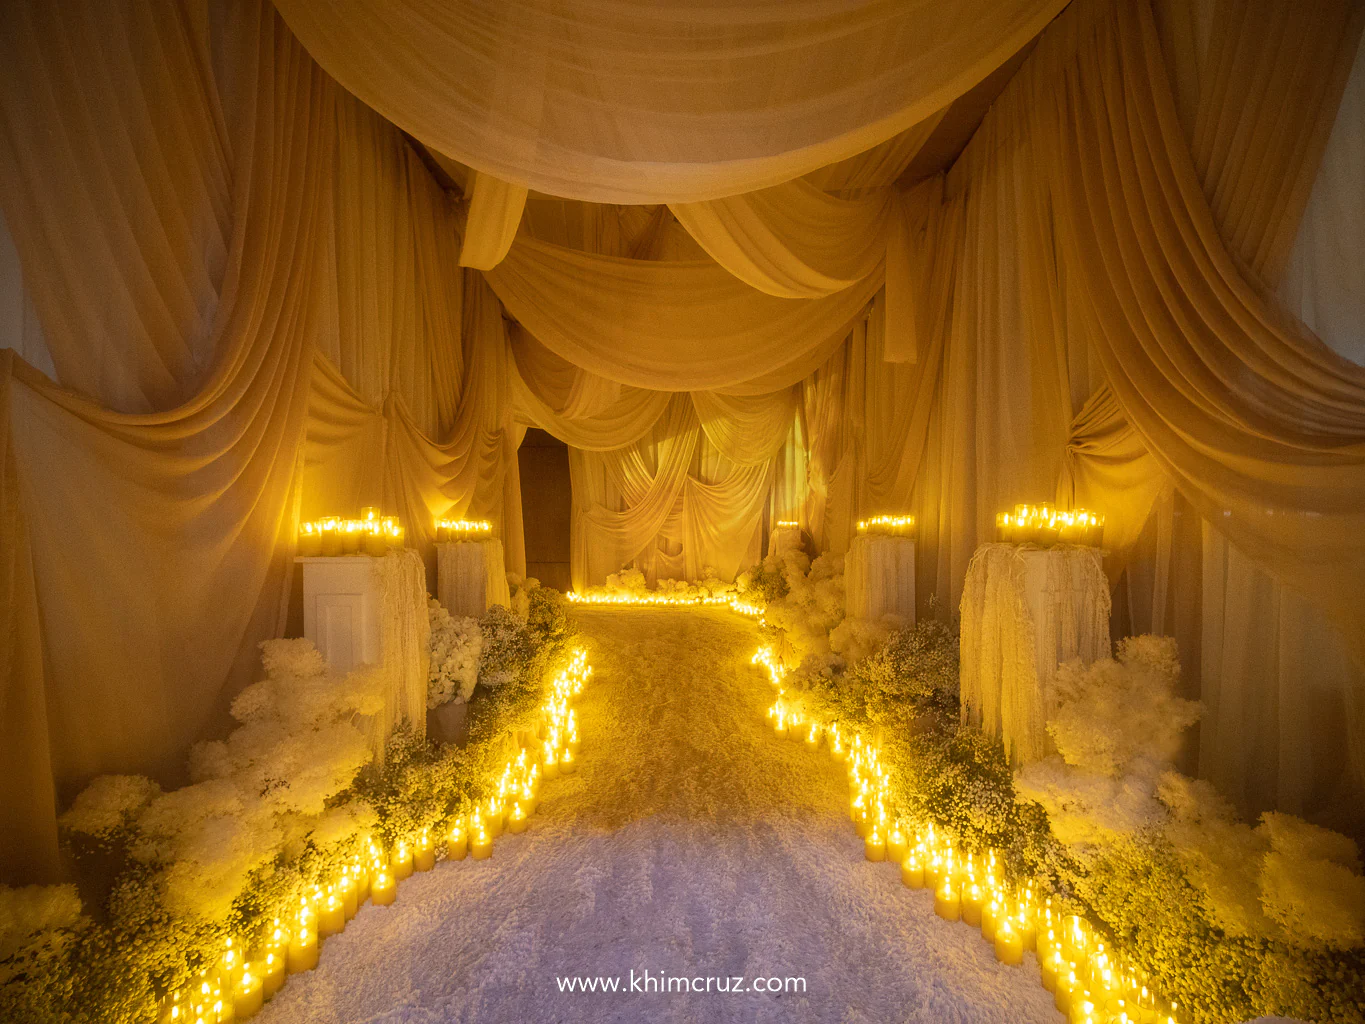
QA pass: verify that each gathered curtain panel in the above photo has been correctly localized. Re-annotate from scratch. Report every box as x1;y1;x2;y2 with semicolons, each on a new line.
0;0;336;881
272;0;1070;204
1033;0;1365;665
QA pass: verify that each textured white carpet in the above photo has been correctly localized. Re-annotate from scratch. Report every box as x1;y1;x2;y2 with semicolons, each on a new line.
259;607;1063;1023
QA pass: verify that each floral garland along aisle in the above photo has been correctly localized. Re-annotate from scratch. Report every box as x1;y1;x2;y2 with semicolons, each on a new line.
0;581;590;1024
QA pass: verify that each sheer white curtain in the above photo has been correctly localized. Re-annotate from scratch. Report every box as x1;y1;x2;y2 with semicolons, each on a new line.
1199;29;1365;832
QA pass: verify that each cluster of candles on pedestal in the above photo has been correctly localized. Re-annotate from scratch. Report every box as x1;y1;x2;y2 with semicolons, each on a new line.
995;504;1104;548
855;514;916;536
433;517;493;542
158;648;591;1023
755;647;1181;1024
775;520;800;529
297;507;404;557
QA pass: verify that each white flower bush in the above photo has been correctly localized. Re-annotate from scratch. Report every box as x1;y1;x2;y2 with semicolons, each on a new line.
0;885;82;965
63;639;381;923
426;598;483;708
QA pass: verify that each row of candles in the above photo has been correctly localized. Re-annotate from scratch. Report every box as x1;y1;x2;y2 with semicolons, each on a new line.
995;504;1105;548
297;508;404;558
855;514;916;536
566;589;765;622
755;646;1179;1024
162;648;592;1023
434;517;492;542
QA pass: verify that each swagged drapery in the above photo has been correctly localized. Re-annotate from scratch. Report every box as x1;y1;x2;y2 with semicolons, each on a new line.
3;0;1364;879
271;0;1069;204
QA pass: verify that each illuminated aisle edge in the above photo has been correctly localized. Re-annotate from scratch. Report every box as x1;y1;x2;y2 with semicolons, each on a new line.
165;648;593;1023
753;645;1182;1024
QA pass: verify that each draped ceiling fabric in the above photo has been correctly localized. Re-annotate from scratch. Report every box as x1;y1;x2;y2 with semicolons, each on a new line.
272;0;1070;204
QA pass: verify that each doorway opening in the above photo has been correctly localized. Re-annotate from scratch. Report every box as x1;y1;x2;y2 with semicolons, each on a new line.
517;428;572;593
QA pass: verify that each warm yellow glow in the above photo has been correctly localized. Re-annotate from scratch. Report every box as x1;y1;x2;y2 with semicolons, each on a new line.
995;503;1104;547
775;519;799;528
434;517;493;541
298;510;404;554
855;514;916;536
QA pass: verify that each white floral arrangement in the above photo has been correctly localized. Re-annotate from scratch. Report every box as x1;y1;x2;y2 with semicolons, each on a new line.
1014;635;1365;952
427;598;483;708
61;638;382;922
0;884;82;969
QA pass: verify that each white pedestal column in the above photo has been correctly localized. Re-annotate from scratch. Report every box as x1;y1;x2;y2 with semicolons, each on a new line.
297;550;430;750
844;533;917;625
437;538;510;618
958;543;1110;764
767;524;805;558
298;555;382;676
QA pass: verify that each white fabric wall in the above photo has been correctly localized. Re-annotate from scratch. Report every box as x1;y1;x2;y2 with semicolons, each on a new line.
1198;31;1365;833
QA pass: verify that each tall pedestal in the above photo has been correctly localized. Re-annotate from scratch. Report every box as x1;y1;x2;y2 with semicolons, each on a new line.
767;524;805;558
437;538;511;618
844;533;916;625
296;550;430;750
958;543;1110;765
298;556;382;676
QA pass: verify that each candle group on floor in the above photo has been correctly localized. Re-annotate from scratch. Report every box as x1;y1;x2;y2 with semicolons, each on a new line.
159;647;592;1023
756;647;1181;1024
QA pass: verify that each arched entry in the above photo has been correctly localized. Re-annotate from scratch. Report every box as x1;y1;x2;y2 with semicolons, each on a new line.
518;428;572;591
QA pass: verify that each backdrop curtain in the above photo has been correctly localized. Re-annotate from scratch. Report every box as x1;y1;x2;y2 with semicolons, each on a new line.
272;0;1070;204
0;0;335;881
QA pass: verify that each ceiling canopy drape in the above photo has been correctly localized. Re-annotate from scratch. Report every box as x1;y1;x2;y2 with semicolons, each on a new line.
272;0;1070;204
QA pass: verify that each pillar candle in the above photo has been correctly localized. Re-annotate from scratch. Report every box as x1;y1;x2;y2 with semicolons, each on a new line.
370;871;396;906
487;799;505;837
341;523;361;555
559;748;578;774
471;828;493;860
542;749;561;778
391;842;414;881
519;783;538;815
981;898;1003;942
934;881;961;922
319;518;342;556
900;854;925;889
508;802;529;834
773;713;787;738
962;883;984;928
317;895;344;937
567;729;581;754
362;527;388;557
1054;970;1078;1015
1041;949;1063;993
864;829;886;862
804;725;820;750
887;827;909;863
994;919;1024;965
234;969;264;1019
340;877;358;921
414;834;436;872
447;825;469;860
297;525;322;557
262;951;284;998
287;927;318;974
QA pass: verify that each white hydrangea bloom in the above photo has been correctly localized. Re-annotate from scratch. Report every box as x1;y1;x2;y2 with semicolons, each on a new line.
1258;811;1365;948
0;884;82;961
427;599;484;708
57;774;161;840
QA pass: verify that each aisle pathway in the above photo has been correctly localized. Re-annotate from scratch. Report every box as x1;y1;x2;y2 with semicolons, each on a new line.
260;607;1062;1023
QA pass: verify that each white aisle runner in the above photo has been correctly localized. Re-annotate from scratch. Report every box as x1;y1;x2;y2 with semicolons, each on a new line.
261;607;1062;1023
